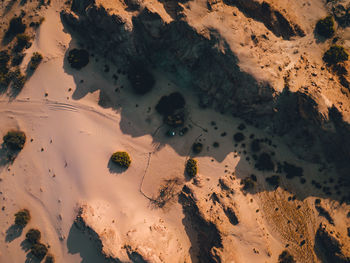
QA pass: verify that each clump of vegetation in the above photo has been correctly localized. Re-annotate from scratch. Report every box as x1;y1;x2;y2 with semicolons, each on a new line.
29;52;43;71
323;45;348;65
233;132;245;142
241;177;255;191
31;243;48;260
283;162;303;179
14;209;30;227
7;17;26;36
15;34;31;51
111;151;131;168
26;228;41;244
9;68;26;89
3;130;26;151
265;175;280;188
192;142;203;154
44;253;55;263
255;152;274;171
0;50;10;72
156;92;185;116
315;16;335;39
278;250;295;263
251;139;260;152
185;158;198;177
127;61;155;94
67;48;89;69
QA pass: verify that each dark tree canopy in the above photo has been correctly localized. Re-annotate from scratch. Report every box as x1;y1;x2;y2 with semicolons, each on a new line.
7;17;26;36
155;92;186;116
67;49;89;69
323;45;348;65
3;130;26;151
316;16;335;39
128;61;155;94
111;151;131;168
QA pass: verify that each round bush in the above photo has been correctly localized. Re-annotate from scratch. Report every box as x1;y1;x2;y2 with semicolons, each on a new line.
3;130;26;150
186;158;198;177
67;49;89;69
44;253;55;263
323;45;348;65
192;142;203;154
26;229;41;244
31;243;48;260
155;92;186;116
111;151;131;168
278;250;295;263
255;152;274;171
316;16;335;39
14;209;30;227
29;52;43;71
233;132;245;142
128;61;155;94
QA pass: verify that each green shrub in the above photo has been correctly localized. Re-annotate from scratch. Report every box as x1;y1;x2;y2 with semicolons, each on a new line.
9;68;26;89
316;16;335;39
255;152;274;171
44;254;55;263
26;228;41;244
241;177;255;191
3;130;26;150
278;250;295;263
192;142;203;154
233;132;245;142
15;34;31;51
127;61;155;94
323;45;348;65
31;243;48;260
14;209;30;227
185;158;198;177
67;48;89;69
156;92;186;116
7;17;26;36
111;151;131;168
29;52;43;71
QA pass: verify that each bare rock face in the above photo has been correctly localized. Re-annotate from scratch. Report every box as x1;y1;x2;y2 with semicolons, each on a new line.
61;0;350;180
314;223;350;263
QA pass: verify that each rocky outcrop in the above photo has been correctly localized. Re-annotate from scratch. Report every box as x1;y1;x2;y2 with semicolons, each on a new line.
314;223;350;263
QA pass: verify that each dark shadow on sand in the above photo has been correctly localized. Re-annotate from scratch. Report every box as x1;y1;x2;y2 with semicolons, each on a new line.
5;224;23;242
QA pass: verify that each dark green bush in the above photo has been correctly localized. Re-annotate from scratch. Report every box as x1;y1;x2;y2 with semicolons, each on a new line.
111;151;131;168
156;92;186;116
14;209;30;227
0;73;11;88
127;61;155;94
67;48;89;69
0;50;10;72
255;152;274;171
233;132;245;142
185;158;198;177
31;243;48;260
241;177;255;191
278;250;295;263
7;17;26;36
26;228;41;244
3;130;26;150
15;34;31;51
9;68;26;89
192;142;203;154
44;254;55;263
316;16;335;39
29;52;43;71
323;45;348;65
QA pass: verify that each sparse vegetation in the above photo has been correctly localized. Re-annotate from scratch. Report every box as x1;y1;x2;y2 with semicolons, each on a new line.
278;250;295;263
316;16;335;39
185;158;198;177
3;130;26;151
31;243;48;260
7;17;26;36
26;229;41;244
29;52;43;71
14;209;30;227
255;152;274;171
233;132;245;142
15;34;31;51
323;45;348;65
67;48;89;69
111;151;131;168
128;61;155;94
192;142;203;154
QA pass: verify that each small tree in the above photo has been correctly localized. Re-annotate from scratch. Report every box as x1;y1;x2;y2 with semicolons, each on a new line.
192;142;203;154
14;209;31;227
67;49;89;69
29;52;43;71
185;158;198;177
323;45;348;65
3;130;26;150
7;17;26;36
31;243;48;260
26;229;41;244
111;151;131;168
233;132;245;142
316;16;335;39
